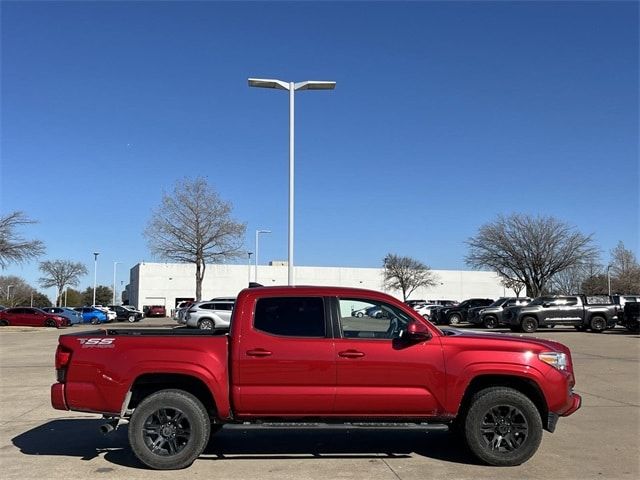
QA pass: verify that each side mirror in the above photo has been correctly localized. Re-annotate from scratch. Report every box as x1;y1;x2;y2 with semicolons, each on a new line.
402;321;431;341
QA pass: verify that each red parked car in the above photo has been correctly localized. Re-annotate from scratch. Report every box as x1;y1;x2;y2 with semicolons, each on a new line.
52;286;581;470
1;307;69;328
145;305;166;317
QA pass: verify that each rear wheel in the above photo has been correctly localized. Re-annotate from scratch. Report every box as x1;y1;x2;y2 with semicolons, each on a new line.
44;319;57;328
198;318;214;330
90;317;99;325
462;387;542;466
128;314;136;323
520;316;538;333
483;316;498;329
448;313;462;325
590;316;607;333
0;320;9;326
128;389;210;470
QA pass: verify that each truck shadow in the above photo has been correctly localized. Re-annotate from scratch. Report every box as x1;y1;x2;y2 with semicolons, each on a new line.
11;420;480;467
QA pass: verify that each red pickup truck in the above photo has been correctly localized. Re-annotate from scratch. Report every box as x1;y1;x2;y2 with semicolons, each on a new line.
51;286;581;470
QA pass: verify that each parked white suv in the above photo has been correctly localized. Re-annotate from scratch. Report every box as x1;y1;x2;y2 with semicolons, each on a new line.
185;299;235;330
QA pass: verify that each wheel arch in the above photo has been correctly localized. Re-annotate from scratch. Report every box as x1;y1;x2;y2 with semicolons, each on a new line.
457;374;550;431
127;373;219;420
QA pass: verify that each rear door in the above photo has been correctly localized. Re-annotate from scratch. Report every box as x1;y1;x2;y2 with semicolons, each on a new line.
232;295;336;416
333;297;445;416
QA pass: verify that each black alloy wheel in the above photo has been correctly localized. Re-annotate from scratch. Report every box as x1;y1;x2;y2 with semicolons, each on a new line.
590;316;607;333
520;317;538;333
128;389;210;470
0;320;9;326
45;319;57;328
483;316;498;329
463;387;542;466
90;316;99;325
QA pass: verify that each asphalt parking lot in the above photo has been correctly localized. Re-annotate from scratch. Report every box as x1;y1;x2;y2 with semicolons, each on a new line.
0;321;638;480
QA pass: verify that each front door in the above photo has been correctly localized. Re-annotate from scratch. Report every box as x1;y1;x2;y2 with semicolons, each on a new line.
232;295;336;417
333;297;445;417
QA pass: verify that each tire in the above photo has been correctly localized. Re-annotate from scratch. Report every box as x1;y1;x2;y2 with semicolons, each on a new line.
128;315;136;323
0;320;9;326
590;316;607;333
355;312;363;318
90;316;99;325
128;389;210;470
198;318;214;330
448;313;462;325
45;319;57;328
520;316;538;333
462;387;543;466
483;316;498;329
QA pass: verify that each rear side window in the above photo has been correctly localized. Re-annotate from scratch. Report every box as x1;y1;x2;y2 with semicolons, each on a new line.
254;297;326;337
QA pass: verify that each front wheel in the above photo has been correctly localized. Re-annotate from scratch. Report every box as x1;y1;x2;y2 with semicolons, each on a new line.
448;313;462;325
128;389;211;470
44;319;57;328
90;317;99;325
128;315;136;323
462;387;542;466
520;316;538;333
483;316;498;329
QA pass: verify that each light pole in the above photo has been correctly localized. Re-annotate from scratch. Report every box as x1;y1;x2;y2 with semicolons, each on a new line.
248;77;336;285
92;252;100;306
247;252;253;286
113;261;121;305
606;264;613;296
7;285;13;303
255;229;271;284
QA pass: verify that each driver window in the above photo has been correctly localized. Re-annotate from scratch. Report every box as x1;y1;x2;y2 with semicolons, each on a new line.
338;298;410;340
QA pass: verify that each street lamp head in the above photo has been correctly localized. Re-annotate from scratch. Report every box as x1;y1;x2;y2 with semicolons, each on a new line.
257;229;272;234
294;81;336;91
248;78;290;90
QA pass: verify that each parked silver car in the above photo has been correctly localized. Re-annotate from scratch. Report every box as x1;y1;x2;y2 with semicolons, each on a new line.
185;299;235;330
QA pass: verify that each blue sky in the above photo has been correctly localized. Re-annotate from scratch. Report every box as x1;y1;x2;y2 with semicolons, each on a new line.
1;1;638;297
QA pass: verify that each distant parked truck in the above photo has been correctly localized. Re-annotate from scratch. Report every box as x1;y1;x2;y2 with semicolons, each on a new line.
502;295;618;333
467;297;532;329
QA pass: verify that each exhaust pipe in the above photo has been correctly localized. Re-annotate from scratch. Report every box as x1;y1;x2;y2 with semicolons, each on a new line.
100;420;118;434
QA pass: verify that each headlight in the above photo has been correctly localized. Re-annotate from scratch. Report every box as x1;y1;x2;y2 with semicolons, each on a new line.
538;352;568;371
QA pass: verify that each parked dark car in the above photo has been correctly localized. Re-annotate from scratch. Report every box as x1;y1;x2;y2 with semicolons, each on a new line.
145;305;166;318
610;295;640;331
621;302;640;332
41;307;84;325
0;307;69;328
502;295;618;333
434;298;494;325
73;307;109;324
467;297;532;329
108;305;144;323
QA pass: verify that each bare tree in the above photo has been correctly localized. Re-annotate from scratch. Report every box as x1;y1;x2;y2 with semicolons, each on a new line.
466;214;599;297
144;178;246;301
0;211;45;269
38;260;88;306
608;241;640;293
0;275;35;307
550;266;589;295
500;276;526;297
382;253;438;301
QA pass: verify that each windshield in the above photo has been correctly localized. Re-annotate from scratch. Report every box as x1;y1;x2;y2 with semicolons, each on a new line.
488;297;508;307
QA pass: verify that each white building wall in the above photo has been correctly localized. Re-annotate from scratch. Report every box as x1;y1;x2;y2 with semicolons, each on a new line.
128;262;512;310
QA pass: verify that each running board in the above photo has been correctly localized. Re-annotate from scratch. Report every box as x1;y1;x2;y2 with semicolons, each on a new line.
234;422;449;431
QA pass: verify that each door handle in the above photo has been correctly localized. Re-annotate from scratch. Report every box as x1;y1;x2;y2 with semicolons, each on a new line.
338;350;365;358
246;349;272;357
